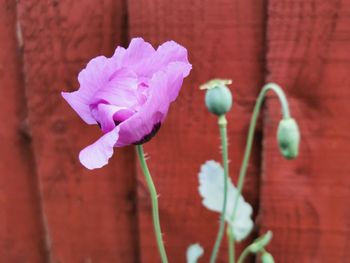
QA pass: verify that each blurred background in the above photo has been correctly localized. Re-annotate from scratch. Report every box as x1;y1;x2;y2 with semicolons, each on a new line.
1;0;350;262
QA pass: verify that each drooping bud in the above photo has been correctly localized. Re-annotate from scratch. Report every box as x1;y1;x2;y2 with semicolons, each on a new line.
200;79;233;116
261;252;275;263
277;118;300;159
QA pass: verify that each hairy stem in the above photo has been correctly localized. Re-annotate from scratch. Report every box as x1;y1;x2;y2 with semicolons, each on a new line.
237;246;251;263
231;83;290;222
209;115;229;263
227;225;235;263
136;145;168;263
231;83;290;260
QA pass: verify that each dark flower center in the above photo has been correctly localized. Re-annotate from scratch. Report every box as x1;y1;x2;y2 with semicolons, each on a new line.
133;122;161;145
114;120;122;126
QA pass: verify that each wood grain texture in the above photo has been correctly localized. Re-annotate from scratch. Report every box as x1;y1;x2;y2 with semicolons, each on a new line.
128;0;266;261
2;0;349;261
260;0;350;262
0;0;47;262
17;0;139;262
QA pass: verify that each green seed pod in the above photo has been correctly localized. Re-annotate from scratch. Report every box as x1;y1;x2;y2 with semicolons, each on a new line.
277;118;300;159
261;252;275;263
201;79;233;116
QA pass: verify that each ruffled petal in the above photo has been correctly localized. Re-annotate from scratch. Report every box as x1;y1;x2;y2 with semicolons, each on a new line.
122;38;155;68
79;126;120;169
135;40;191;77
110;46;126;68
164;62;192;102
117;70;171;146
77;56;111;96
62;52;125;124
94;68;139;108
61;91;96;124
116;59;191;146
153;40;190;68
91;104;129;133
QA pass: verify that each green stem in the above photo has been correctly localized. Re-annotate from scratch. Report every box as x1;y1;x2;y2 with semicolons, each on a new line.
136;145;168;263
236;246;251;263
227;225;235;263
209;115;229;263
231;83;290;222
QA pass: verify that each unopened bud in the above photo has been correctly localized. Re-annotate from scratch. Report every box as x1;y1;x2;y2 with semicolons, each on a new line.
201;79;233;116
277;118;300;159
261;252;275;263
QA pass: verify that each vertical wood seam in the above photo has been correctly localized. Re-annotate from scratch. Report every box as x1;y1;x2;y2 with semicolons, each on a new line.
123;1;141;261
15;2;54;262
255;0;272;261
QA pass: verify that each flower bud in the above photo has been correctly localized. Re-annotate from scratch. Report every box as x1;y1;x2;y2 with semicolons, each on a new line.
261;252;275;263
277;118;300;159
201;79;233;116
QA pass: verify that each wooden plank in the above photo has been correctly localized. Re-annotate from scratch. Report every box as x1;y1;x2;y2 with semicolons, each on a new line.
0;0;47;261
260;0;350;262
128;0;266;261
17;1;139;262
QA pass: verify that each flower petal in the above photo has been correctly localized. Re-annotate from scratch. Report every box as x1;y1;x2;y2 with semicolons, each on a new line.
79;126;120;169
116;60;191;146
110;46;126;68
77;56;111;97
62;53;125;124
116;68;175;146
154;40;190;67
61;91;96;124
122;37;155;68
186;243;204;263
164;62;192;102
91;104;131;133
94;68;140;108
135;40;191;77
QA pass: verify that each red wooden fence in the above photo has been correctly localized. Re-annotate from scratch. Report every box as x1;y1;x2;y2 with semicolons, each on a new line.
1;0;350;262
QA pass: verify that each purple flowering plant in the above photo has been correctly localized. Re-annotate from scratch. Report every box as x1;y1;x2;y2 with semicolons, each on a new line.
62;38;300;263
62;38;191;169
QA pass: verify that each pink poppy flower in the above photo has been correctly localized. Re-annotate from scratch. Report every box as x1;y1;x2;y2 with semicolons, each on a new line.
62;38;192;169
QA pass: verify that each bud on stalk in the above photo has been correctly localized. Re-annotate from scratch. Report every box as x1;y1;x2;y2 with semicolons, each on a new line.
261;251;275;263
201;79;233;116
277;118;300;159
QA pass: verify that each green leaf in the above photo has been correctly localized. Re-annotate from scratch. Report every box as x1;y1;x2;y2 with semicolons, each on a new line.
186;243;204;263
198;160;254;241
